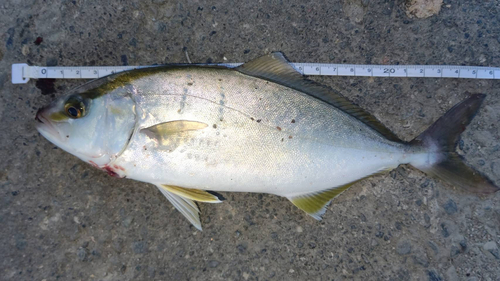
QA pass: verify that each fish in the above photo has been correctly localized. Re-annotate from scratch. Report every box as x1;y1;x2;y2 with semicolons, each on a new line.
35;52;499;230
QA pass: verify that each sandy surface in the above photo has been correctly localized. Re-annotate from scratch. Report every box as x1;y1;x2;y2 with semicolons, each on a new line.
1;0;499;280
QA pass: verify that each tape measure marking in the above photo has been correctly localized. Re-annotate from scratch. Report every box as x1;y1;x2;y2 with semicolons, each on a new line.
11;63;500;84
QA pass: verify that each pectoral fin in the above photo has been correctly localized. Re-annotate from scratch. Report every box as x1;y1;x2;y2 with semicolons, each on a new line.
143;120;208;136
288;182;358;220
141;120;208;141
156;185;203;230
141;120;208;150
160;185;225;203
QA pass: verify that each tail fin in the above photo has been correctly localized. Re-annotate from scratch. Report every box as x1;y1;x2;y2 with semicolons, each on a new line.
410;94;499;195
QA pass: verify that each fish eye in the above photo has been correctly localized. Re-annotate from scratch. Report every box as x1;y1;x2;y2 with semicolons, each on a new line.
64;96;86;119
66;106;80;118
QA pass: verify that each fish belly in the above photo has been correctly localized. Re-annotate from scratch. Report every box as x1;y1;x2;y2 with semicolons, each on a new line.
112;67;407;197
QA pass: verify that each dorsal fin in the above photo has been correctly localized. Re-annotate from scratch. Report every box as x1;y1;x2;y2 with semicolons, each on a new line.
236;52;401;142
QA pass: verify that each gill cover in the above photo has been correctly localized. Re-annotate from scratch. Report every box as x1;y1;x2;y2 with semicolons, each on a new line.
36;74;137;166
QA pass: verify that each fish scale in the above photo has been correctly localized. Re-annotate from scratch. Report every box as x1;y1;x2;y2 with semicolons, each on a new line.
112;67;405;195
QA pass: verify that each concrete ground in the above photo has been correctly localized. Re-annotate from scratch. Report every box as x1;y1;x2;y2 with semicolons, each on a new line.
1;0;500;280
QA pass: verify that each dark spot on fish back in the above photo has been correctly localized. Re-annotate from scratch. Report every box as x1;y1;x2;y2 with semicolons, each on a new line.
256;119;261;123
250;117;254;121
281;138;284;142
277;126;282;131
213;124;217;129
289;135;293;139
187;82;193;86
291;119;296;123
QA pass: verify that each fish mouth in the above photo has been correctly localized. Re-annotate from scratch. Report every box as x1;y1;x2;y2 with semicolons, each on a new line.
35;109;63;143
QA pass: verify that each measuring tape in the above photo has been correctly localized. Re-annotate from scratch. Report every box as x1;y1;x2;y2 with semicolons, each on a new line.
11;62;500;84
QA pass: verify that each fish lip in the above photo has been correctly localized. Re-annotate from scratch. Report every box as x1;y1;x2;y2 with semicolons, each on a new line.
35;114;43;123
35;110;63;142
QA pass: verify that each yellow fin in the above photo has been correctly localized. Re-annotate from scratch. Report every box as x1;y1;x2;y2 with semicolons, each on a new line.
160;185;225;203
288;168;394;220
142;120;208;137
288;181;358;220
141;120;208;150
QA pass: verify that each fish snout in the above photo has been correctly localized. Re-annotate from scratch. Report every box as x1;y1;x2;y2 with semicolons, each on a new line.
35;108;45;123
35;107;63;142
35;104;53;122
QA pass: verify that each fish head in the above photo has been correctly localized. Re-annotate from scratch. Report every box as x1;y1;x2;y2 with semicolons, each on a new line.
35;77;137;167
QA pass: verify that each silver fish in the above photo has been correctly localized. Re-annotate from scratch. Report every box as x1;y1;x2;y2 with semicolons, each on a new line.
35;52;499;230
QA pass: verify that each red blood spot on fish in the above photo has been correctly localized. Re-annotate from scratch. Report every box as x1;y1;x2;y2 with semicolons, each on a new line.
89;161;124;178
103;165;120;178
113;164;125;171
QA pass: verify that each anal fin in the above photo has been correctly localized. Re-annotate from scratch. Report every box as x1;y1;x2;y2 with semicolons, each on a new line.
288;181;359;220
288;168;393;220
